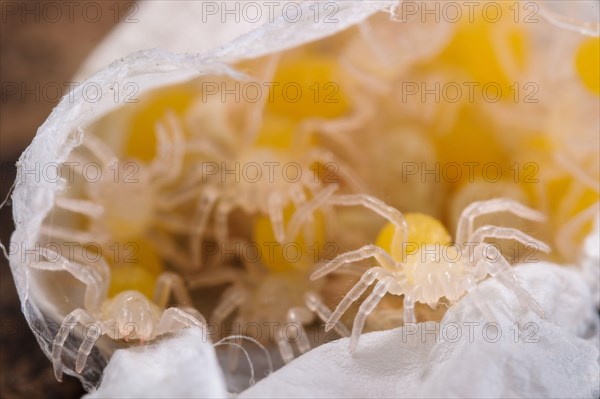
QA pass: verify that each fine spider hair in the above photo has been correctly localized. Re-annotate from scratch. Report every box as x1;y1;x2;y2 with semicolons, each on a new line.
29;247;205;381
302;190;549;351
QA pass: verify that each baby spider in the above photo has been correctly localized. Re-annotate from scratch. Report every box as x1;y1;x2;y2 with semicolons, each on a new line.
29;247;205;381
191;263;347;364
189;193;349;364
308;195;549;351
182;53;368;267
41;111;197;273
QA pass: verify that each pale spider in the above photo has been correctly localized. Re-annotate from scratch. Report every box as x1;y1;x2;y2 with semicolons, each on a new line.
40;112;196;272
304;193;549;351
189;256;349;364
30;248;204;381
187;185;350;364
179;55;369;268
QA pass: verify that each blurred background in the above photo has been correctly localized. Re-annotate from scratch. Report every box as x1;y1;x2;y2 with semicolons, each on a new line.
1;2;120;397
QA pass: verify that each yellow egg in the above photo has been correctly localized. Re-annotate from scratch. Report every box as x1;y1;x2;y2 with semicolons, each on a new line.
107;239;164;298
575;37;600;95
254;113;297;149
124;84;197;161
436;9;527;97
518;134;599;249
253;205;326;274
265;55;350;121
434;104;510;189
108;265;157;300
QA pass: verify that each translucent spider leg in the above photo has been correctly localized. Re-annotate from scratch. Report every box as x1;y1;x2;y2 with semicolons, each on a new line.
79;132;119;169
212;284;249;327
155;307;207;337
286;184;338;242
339;54;389;95
456;199;546;245
153;271;193;308
242;54;281;146
327;193;408;259
349;276;397;352
188;267;241;290
477;244;545;318
288;184;315;244
53;197;104;219
461;274;500;325
324;267;389;332
39;224;110;247
275;327;295;365
190;187;219;268
304;148;368;194
267;192;286;244
357;20;395;68
286;307;314;358
151;111;186;187
295;85;375;162
402;295;417;325
311;244;396;280
215;199;235;244
32;250;110;376
30;249;109;312
75;318;106;374
467;226;552;254
304;292;350;337
51;308;99;381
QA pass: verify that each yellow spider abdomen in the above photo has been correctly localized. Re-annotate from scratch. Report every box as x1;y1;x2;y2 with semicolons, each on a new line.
265;55;350;121
575;37;600;95
107;239;164;299
376;213;451;259
253;205;326;274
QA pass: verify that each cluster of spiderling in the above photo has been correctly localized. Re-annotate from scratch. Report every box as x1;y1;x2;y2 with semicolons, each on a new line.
30;2;597;387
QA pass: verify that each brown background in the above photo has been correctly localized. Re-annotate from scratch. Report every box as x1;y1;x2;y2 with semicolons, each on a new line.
1;1;124;397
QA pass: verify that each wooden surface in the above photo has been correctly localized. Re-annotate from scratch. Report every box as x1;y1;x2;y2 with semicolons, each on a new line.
1;2;121;397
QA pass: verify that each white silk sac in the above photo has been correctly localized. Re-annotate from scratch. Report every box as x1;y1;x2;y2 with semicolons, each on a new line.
9;1;391;390
7;0;600;396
